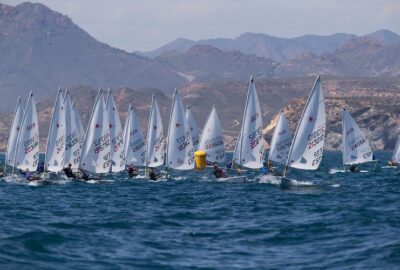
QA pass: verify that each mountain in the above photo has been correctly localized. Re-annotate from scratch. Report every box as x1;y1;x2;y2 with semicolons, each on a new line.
141;32;357;61
0;2;186;112
274;37;400;77
365;29;400;45
155;45;278;82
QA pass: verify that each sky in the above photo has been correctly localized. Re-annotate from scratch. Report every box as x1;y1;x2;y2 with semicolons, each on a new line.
3;0;400;52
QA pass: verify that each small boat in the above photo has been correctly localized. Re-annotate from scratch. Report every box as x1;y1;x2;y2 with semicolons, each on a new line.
64;90;82;170
45;87;66;173
282;76;326;186
5;96;23;172
145;94;165;172
123;104;146;169
342;108;377;172
231;76;264;180
14;91;40;174
260;109;293;182
165;89;195;173
106;89;126;173
79;88;111;177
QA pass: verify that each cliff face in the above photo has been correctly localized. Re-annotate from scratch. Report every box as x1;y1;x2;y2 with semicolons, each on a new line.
263;94;400;151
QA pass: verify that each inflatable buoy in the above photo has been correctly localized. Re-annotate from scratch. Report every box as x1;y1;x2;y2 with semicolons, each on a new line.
194;151;206;170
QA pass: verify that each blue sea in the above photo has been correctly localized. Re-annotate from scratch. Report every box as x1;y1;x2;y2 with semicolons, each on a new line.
0;152;399;269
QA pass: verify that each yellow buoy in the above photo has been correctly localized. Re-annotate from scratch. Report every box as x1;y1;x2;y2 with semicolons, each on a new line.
194;151;206;170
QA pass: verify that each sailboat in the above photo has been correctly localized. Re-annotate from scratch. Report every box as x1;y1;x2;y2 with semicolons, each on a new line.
198;106;226;164
186;106;200;151
232;76;264;175
283;76;325;184
268;110;293;166
13;91;40;173
45;88;66;173
390;134;400;167
124;104;146;167
64;91;82;170
342;108;376;171
145;94;165;169
72;103;85;147
165;89;194;173
79;88;111;175
106;89;125;172
5;97;23;172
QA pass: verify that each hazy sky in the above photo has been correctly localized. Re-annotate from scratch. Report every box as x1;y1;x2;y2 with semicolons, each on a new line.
3;0;400;52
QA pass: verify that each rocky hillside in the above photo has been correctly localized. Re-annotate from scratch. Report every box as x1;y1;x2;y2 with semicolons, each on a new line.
1;76;400;152
263;89;400;151
0;2;185;111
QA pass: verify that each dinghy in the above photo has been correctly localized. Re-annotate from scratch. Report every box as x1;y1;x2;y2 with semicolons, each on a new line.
186;106;200;151
198;106;226;164
79;88;111;177
13;92;41;181
106;89;125;172
45;88;66;173
64;91;82;170
282;76;326;186
260;110;293;183
231;76;264;181
342;108;376;172
145;94;165;177
390;134;400;168
5;97;23;172
123;104;146;177
165;89;194;173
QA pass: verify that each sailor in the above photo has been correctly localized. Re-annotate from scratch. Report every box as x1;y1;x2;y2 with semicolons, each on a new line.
213;162;226;178
349;164;359;173
37;162;45;174
226;160;233;170
21;168;41;181
63;163;77;179
261;161;269;175
127;164;138;178
0;167;4;178
388;159;398;167
148;168;158;181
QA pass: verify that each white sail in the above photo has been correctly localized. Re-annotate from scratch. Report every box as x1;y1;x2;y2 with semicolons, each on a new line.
106;90;125;172
186;106;200;151
342;108;373;165
64;92;82;170
285;76;325;171
392;135;400;163
198;107;226;163
73;104;85;147
166;89;194;170
268;110;293;164
45;88;66;172
14;92;40;171
80;89;111;174
146;94;165;168
124;104;146;166
6;97;23;167
233;76;264;169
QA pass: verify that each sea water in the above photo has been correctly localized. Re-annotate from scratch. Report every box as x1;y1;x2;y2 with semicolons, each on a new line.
0;152;399;269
